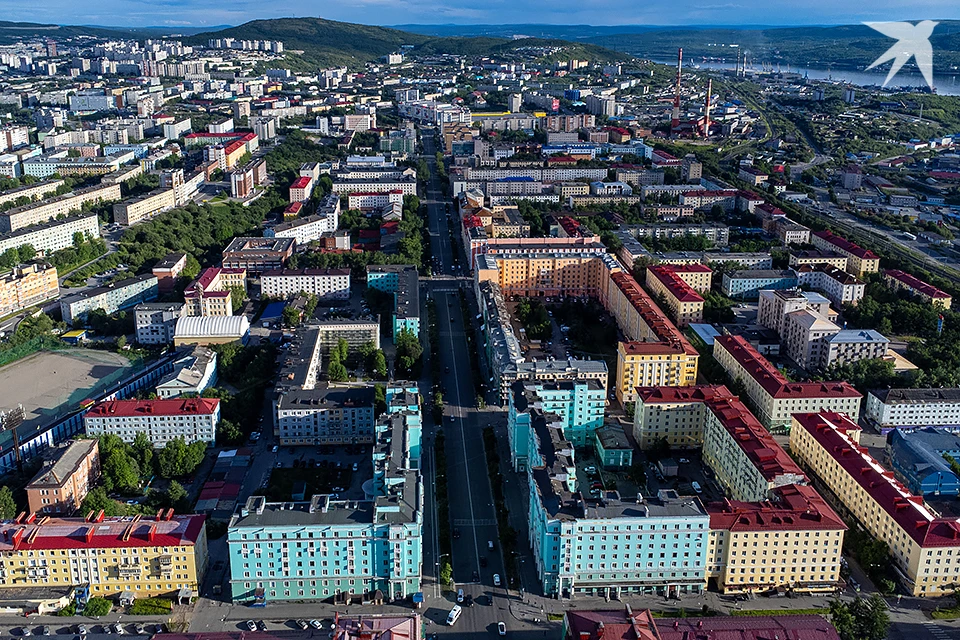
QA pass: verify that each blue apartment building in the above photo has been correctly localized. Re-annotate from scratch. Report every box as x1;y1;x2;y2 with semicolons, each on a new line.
227;383;423;603
721;269;798;300
525;409;709;599
508;380;606;470
366;265;420;341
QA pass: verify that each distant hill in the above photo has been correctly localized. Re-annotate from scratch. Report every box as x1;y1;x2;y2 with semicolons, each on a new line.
188;18;631;68
0;20;136;44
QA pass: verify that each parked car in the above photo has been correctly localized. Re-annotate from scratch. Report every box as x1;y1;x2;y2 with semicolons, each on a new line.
493;574;501;587
309;621;322;630
21;628;31;637
257;621;266;631
42;627;50;636
76;625;87;636
134;624;144;635
245;621;257;632
112;624;124;635
456;588;464;603
678;458;690;464
296;620;309;630
498;622;507;636
691;481;703;494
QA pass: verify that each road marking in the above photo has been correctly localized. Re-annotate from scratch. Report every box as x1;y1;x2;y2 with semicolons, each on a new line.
444;291;483;580
924;622;954;640
453;519;497;526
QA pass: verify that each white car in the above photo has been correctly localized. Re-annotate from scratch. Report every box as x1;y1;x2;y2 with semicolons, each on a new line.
309;621;322;630
456;588;464;603
678;458;690;464
245;621;257;632
498;622;507;636
493;573;501;587
692;481;703;494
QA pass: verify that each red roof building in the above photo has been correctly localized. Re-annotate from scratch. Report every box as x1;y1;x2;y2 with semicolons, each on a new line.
883;269;952;307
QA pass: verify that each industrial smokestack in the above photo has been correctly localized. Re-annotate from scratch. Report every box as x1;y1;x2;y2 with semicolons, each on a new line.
671;47;683;131
704;78;712;138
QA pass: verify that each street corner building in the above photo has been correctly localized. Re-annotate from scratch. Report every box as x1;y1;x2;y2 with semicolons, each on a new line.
0;510;207;603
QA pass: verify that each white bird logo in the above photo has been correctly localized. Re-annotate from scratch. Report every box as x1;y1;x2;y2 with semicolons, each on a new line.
864;21;937;90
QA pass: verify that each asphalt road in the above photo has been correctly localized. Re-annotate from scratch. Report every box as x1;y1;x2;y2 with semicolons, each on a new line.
421;133;514;636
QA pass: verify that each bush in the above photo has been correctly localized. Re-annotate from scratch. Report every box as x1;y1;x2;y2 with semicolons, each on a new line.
55;604;77;617
83;597;112;617
130;598;172;615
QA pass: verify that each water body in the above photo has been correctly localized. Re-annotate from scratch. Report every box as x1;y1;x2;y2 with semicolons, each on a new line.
652;59;960;96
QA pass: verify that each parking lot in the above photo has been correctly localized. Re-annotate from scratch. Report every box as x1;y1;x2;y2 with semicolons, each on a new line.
260;445;371;501
0;622;163;638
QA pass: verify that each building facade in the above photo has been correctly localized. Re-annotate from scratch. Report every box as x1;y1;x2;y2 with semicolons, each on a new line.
261;269;350;300
134;302;186;345
83;398;220;446
25;440;100;515
0;261;59;317
60;275;159;325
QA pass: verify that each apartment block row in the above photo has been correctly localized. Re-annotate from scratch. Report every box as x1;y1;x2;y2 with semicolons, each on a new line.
643;264;711;328
0;261;59;316
83;397;220;445
0;213;100;256
0;182;120;232
60;274;159;325
791;412;960;596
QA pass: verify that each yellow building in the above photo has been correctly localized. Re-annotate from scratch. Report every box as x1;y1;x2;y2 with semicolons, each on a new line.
184;267;247;317
790;412;960;597
882;269;952;309
707;484;846;594
0;261;59;317
0;512;207;598
478;249;613;299
712;334;861;430
616;341;698;404
811;230;880;277
787;250;849;272
644;265;707;327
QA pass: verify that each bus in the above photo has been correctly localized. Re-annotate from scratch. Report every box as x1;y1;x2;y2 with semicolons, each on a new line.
904;232;917;241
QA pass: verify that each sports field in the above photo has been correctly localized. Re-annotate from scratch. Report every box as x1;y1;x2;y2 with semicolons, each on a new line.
0;350;133;427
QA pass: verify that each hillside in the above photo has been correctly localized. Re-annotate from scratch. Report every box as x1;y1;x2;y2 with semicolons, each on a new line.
188;18;632;69
0;20;136;45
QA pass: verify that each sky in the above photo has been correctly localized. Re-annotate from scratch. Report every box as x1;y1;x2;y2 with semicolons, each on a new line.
13;0;960;29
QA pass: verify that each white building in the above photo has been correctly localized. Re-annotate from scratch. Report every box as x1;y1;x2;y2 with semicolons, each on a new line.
60;275;159;325
864;388;960;430
782;309;840;371
260;268;351;300
0;213;100;255
156;347;218;398
134;302;185;345
83;398;220;445
794;264;865;307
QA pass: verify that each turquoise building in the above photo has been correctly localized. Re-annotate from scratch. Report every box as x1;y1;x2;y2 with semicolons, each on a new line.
366;265;420;341
525;409;708;599
227;383;423;603
508;380;606;470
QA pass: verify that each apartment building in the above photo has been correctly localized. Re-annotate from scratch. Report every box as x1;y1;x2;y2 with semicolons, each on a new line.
0;183;120;232
0;511;208;599
499;358;608;404
527;406;709;598
60;274;159;325
366;265;419;340
288;176;314;203
794;264;865;307
508;380;606;470
155;347;218;399
628;223;729;247
706;484;846;594
823;330;889;369
332;178;417;197
84;398;220;446
788;250;849;271
151;252;187;293
0;261;59;316
221;237;294;274
811;230;880;277
644;265;706;327
0;179;63;207
312;321;381;354
22;155;122;179
113;187;176;226
134;302;186;345
883;269;952;309
183;267;245;317
346;190;404;211
757;289;833;336
712;335;861;429
273;327;377;445
865;388;960;430
228;404;422;602
25;440;100;515
721;270;798;300
0;213;100;256
265;212;339;246
782;309;840;371
633;386;728;449
769;219;811;245
791;412;960;596
261;268;350;300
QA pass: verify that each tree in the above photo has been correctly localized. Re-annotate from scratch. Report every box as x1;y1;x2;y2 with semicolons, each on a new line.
227;285;246;314
395;328;423;372
181;253;201;280
282;305;302;328
131;432;155;474
327;349;348;382
372;350;388;379
166;480;189;512
830;596;889;640
217;419;242;445
0;486;16;519
80;487;125;517
157;438;207;478
337;337;349;363
83;597;112;617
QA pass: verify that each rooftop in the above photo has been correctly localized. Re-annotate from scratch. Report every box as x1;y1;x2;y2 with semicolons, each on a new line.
828;329;889;344
708;483;845;532
813;230;879;260
26;440;98;490
647;265;705;303
870;388;960;405
793;412;960;547
884;269;952;300
0;512;205;551
85;398;219;418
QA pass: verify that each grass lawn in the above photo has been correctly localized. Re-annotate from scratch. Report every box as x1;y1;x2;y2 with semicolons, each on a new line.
261;466;352;501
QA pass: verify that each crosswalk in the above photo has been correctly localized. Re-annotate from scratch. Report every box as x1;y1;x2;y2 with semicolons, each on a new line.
923;621;957;640
453;518;497;527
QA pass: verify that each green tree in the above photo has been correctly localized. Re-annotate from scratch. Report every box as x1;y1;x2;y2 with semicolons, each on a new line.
83;597;112;617
0;486;16;519
131;432;154;475
166;480;189;512
227;285;246;314
337;337;349;363
182;253;201;280
282;305;302;327
217;419;242;445
80;487;125;517
372;350;388;379
830;596;889;640
327;349;348;382
157;438;207;478
395;328;423;371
